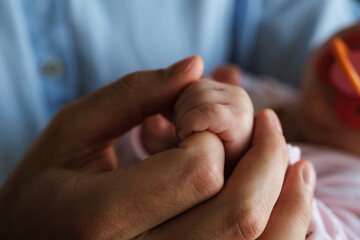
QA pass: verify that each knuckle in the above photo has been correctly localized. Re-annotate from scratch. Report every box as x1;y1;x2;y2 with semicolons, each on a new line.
198;104;222;121
118;72;143;93
115;71;161;118
188;150;224;199
72;209;127;240
181;104;216;129
197;89;218;102
116;69;164;96
184;90;217;109
228;200;267;239
184;81;217;100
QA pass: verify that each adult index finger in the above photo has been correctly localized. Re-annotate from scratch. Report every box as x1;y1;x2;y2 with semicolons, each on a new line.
78;131;225;240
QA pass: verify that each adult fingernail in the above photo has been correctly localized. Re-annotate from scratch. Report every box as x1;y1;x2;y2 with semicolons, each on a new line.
301;162;316;192
165;55;197;78
269;110;283;133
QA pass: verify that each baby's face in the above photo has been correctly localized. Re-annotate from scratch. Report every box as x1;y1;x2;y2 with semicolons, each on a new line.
299;25;360;155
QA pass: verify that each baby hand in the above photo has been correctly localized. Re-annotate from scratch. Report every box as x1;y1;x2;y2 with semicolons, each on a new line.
174;78;254;169
139;64;243;156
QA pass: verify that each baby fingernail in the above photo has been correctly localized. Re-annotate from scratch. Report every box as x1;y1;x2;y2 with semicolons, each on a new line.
301;162;316;192
165;55;196;78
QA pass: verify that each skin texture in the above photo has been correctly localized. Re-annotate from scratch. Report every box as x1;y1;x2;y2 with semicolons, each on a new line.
141;64;251;177
0;56;315;239
137;60;315;239
140;64;243;156
174;78;253;173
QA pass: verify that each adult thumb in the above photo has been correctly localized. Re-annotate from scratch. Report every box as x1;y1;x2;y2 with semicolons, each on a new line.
258;160;316;240
55;55;204;144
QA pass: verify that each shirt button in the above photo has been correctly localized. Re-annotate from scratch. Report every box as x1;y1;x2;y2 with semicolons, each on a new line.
41;59;64;78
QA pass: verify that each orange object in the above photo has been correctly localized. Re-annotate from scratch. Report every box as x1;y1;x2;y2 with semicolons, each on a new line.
331;37;360;97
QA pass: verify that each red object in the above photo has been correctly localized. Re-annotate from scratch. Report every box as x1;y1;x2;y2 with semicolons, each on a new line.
334;91;360;128
316;32;360;128
330;52;360;97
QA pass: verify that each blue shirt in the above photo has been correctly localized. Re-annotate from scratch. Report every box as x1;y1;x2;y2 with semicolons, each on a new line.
0;0;359;185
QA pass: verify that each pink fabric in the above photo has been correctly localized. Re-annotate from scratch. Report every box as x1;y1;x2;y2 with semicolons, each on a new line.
298;143;360;239
113;130;144;168
130;125;150;160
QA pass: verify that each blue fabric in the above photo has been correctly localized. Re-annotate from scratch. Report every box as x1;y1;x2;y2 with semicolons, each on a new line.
0;0;359;185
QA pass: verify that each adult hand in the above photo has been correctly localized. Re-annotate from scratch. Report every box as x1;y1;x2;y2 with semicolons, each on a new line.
0;55;315;239
0;56;228;239
141;64;243;155
135;109;316;239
